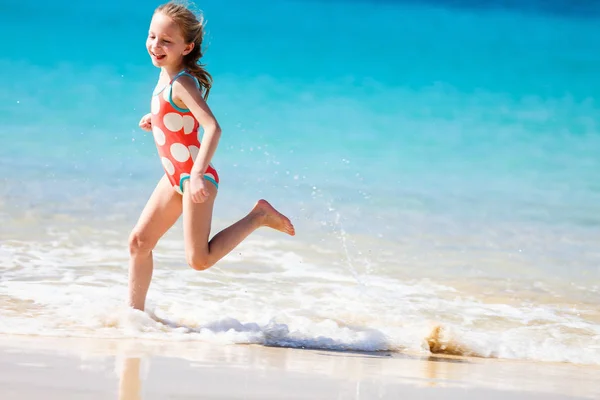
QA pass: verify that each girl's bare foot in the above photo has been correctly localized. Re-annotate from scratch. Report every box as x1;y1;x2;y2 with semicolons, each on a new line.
252;200;295;236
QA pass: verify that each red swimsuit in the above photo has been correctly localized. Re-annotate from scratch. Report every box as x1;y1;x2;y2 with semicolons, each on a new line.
150;70;219;195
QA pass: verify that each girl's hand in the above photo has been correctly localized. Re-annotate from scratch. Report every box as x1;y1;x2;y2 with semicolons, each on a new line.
139;113;152;131
189;173;209;203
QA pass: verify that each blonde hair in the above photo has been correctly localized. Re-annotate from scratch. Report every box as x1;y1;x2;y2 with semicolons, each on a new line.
155;1;213;100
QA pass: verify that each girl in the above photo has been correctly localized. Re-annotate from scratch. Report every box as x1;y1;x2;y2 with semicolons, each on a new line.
129;1;295;311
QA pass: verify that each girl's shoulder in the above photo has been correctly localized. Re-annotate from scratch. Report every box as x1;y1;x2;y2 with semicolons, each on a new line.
172;71;201;90
171;72;202;99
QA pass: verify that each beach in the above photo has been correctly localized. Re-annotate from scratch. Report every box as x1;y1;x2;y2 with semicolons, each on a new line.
1;0;600;398
2;335;599;399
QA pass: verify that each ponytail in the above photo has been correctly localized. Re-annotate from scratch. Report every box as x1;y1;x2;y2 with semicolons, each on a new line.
183;35;212;101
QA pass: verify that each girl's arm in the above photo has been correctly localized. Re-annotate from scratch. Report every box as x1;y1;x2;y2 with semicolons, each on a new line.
172;76;222;176
139;113;152;131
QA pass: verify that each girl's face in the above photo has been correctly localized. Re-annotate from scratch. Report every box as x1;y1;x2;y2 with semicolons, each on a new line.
146;12;193;69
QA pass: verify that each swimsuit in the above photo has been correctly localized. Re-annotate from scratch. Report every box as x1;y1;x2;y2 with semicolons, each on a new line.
150;70;219;195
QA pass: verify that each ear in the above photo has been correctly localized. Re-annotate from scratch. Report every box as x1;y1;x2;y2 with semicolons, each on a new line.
183;42;195;56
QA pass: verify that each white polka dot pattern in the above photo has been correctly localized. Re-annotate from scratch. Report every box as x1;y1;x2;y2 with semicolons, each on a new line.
151;95;160;115
183;115;195;134
205;172;217;182
163;113;184;132
188;145;199;161
161;157;175;175
152;126;166;146
170;143;190;163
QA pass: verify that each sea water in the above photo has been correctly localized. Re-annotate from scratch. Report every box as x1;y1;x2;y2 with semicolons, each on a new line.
1;0;599;365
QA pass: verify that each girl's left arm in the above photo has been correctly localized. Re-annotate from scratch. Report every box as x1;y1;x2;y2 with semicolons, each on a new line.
172;76;222;176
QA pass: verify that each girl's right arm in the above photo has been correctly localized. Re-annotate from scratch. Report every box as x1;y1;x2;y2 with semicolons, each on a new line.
139;113;152;131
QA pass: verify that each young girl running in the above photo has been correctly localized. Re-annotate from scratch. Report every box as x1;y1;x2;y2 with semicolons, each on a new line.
129;1;295;311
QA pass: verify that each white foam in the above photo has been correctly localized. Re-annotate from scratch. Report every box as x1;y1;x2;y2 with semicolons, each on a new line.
1;228;600;367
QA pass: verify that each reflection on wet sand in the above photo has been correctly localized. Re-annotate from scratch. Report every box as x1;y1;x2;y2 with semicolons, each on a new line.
0;336;596;399
118;357;142;400
108;338;598;400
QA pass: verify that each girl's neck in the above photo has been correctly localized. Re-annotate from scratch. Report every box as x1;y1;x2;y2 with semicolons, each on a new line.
161;63;187;80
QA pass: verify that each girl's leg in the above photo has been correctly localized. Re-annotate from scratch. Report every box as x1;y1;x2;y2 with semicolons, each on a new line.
182;181;295;271
128;175;182;310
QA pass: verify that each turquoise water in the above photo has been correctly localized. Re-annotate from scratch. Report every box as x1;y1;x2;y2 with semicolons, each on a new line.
1;0;599;365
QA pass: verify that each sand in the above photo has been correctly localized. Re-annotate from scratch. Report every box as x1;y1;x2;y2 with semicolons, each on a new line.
0;334;597;399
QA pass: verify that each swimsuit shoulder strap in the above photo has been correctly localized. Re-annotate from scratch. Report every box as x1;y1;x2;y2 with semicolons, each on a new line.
166;70;201;112
170;70;201;90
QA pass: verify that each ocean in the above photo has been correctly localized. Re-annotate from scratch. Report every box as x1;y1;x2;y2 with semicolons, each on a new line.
1;0;599;366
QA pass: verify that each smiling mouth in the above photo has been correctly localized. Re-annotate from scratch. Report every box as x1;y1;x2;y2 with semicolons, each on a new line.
151;51;166;61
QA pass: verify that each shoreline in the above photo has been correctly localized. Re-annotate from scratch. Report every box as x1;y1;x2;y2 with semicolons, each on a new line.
0;334;598;399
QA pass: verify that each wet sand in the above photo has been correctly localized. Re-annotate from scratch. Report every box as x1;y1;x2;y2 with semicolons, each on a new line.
0;335;597;399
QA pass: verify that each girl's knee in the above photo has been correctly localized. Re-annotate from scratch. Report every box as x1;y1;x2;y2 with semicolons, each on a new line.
186;249;212;271
129;230;156;256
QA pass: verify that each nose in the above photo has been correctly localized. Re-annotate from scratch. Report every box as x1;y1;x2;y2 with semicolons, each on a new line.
148;38;159;50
